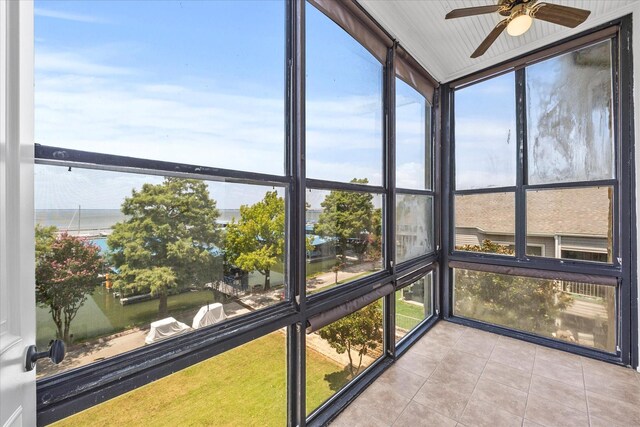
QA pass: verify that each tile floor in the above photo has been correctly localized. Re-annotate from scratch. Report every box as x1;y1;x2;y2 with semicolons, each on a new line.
331;321;640;427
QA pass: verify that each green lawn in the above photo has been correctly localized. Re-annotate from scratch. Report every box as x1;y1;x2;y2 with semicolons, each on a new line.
395;291;427;332
54;332;346;427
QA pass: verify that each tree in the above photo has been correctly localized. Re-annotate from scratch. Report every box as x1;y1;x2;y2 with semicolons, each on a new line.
108;178;221;316
315;178;374;264
35;225;103;344
318;302;383;377
455;240;573;336
225;191;285;291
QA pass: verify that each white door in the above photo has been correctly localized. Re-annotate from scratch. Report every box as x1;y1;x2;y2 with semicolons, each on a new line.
0;1;36;426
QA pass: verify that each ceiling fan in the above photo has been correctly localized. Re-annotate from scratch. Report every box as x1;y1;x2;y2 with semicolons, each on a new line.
445;0;591;58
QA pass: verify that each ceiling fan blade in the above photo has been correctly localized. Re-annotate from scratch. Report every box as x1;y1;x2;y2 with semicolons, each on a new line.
471;19;508;58
446;5;501;19
532;3;591;28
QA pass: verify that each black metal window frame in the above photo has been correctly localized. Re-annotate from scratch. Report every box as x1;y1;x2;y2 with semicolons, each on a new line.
33;1;439;426
441;16;636;368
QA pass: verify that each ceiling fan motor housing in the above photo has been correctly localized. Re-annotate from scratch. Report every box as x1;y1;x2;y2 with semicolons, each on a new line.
498;0;537;16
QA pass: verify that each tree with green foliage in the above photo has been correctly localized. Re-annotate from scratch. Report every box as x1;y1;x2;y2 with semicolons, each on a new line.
35;225;103;344
315;178;374;264
318;302;383;377
455;240;573;336
225;191;285;291
108;178;221;316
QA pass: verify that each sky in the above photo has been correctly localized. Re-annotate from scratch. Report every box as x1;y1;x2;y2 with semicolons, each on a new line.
35;0;429;210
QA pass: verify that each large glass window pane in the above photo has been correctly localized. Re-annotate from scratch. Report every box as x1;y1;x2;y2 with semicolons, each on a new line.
396;78;431;190
396;273;433;341
305;189;383;295
35;1;285;175
453;269;617;352
396;194;433;264
454;72;516;190
52;332;287;426
454;192;515;255
306;4;383;185
527;187;613;262
35;165;286;377
527;40;614;185
306;299;384;415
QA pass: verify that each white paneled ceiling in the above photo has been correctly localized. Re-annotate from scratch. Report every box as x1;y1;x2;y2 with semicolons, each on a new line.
357;0;638;82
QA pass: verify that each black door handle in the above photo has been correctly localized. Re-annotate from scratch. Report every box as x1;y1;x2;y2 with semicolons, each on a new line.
25;340;66;372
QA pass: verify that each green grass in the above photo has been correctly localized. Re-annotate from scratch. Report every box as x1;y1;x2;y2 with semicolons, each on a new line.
54;332;347;427
395;291;427;332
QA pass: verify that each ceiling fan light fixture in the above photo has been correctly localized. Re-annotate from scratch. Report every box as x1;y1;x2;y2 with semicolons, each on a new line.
506;12;533;36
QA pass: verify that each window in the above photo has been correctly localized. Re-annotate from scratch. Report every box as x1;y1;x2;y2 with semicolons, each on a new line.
396;272;434;341
526;40;614;185
396;194;433;264
306;298;384;415
305;188;383;295
35;165;286;377
31;1;441;424
451;38;623;355
52;332;288;426
454;72;516;190
305;4;383;185
395;75;435;266
453;269;616;352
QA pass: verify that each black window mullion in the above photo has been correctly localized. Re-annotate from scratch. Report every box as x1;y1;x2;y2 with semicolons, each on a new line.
286;0;306;425
385;45;396;358
515;68;527;260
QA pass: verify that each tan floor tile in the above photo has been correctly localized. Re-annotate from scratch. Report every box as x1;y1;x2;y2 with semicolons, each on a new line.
411;338;453;362
393;401;457;427
536;346;582;369
377;364;428;400
429;363;480;395
331;403;390;427
529;374;587;413
441;350;487;376
525;394;589;427
587;391;640;425
490;345;535;372
395;350;439;378
522;420;545;427
471;377;528;417
458;398;523;427
352;381;411;425
413;380;471;420
589;414;631;427
454;329;498;359
533;355;584;388
583;369;640;405
495;335;537;352
428;322;467;343
582;358;638;383
481;361;532;392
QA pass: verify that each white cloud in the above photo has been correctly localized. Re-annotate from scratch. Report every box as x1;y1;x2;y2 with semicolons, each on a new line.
36;51;132;76
35;7;107;24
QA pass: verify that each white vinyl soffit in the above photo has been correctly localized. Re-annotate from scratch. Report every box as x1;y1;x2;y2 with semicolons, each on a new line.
357;0;639;82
